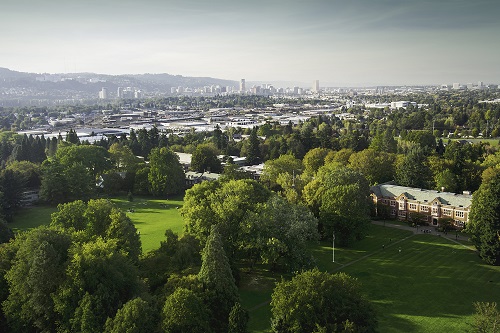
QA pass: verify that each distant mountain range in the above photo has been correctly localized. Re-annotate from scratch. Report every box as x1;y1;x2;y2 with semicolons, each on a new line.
0;67;238;105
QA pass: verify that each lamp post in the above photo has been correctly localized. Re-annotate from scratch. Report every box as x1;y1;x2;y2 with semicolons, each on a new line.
332;232;336;263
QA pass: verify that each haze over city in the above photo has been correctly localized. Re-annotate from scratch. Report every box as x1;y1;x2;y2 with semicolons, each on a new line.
1;0;499;86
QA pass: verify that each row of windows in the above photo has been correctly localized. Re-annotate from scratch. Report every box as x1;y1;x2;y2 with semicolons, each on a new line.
380;199;466;219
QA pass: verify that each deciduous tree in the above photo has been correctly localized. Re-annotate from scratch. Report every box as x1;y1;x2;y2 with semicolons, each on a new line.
148;147;185;196
191;143;222;173
104;298;155;333
270;269;377;333
303;162;371;246
162;288;211;333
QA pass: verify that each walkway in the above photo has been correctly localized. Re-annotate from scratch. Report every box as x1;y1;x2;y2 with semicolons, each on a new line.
371;220;475;251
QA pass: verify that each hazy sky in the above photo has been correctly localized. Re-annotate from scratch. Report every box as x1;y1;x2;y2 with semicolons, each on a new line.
1;0;499;86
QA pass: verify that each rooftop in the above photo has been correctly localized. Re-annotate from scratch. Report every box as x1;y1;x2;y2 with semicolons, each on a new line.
371;183;472;208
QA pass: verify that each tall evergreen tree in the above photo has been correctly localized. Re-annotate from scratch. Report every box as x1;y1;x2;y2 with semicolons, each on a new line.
66;129;80;144
198;225;239;333
245;127;261;165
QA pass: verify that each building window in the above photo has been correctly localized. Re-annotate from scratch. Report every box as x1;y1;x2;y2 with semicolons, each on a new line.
421;206;429;212
390;201;396;207
398;211;406;218
391;209;396;215
409;203;417;210
432;207;438;214
443;209;452;216
455;220;464;227
455;211;464;218
383;199;388;205
399;201;405;209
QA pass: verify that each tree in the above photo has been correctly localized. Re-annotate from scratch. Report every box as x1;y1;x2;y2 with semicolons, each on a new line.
198;225;239;333
466;168;500;265
302;147;331;176
370;128;397;153
3;227;72;332
395;146;432;189
303;163;371;246
108;143;140;173
244;127;261;165
0;168;26;221
5;160;41;189
53;238;141;333
241;195;319;271
104;298;155;333
182;179;271;248
348;149;396;185
39;156;96;204
434;169;458;193
56;145;112;180
270;269;377;333
148;147;185;196
133;166;150;195
228;302;249;333
50;199;141;260
162;288;211;333
469;302;500;333
66;129;80;144
260;154;303;190
191;143;222;173
403;130;436;153
0;220;14;244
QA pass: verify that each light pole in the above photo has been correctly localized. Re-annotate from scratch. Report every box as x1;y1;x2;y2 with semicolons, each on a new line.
332;232;335;263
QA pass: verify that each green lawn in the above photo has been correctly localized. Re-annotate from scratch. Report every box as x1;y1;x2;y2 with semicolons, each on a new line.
242;224;500;333
441;137;499;146
9;205;57;232
9;195;185;253
111;196;185;252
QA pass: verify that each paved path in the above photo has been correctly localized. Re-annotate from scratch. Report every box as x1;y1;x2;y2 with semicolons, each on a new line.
371;220;475;251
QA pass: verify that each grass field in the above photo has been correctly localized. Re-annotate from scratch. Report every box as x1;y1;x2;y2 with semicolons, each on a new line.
9;205;57;232
10;204;500;332
242;224;500;333
111;196;185;252
10;195;185;253
441;137;499;146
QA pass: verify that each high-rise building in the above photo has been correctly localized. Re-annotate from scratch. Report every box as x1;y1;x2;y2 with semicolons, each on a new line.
99;87;108;99
117;87;123;98
312;80;319;92
240;79;246;92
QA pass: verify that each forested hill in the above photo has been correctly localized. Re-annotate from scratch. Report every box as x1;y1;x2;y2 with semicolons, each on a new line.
0;67;237;100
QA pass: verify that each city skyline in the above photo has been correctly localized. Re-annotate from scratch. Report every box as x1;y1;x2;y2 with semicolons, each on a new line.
1;0;499;86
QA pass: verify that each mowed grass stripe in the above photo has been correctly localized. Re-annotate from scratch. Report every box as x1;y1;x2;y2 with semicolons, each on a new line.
339;232;500;333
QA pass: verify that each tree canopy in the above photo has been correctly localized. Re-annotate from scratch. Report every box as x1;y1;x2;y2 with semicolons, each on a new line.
148;147;185;196
270;269;377;333
466;167;500;265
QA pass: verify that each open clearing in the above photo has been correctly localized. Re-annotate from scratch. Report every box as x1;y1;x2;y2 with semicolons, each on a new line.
242;224;500;332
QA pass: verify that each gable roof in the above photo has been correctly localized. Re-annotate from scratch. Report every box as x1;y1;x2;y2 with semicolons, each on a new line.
371;183;472;209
